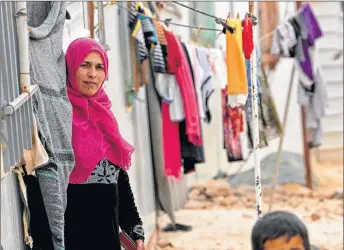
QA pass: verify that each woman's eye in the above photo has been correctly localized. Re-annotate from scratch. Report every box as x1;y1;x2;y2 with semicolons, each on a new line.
97;65;104;70
80;64;88;68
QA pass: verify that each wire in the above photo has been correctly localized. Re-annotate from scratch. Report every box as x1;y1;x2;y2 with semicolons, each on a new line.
259;30;274;42
172;1;218;19
115;3;224;32
171;1;235;33
115;2;271;41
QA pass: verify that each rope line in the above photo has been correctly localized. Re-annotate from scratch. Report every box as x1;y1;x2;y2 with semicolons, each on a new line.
115;3;224;32
171;1;235;33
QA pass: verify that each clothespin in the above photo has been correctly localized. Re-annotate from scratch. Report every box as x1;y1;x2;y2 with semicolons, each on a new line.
237;12;240;19
163;18;172;27
192;26;202;44
248;1;258;26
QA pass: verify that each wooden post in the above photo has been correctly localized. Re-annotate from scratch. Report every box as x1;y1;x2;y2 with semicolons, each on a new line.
88;2;94;38
269;63;296;211
296;1;313;190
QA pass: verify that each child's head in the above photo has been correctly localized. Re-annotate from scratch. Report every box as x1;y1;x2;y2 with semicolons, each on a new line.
251;211;311;250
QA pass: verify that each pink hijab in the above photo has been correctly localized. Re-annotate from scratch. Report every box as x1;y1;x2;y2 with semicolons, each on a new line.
66;38;134;184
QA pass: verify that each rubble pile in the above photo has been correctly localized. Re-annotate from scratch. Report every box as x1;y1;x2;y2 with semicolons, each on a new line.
184;180;343;220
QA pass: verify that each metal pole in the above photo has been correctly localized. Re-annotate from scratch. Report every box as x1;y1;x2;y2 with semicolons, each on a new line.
249;1;263;219
97;2;110;51
15;2;30;93
295;1;313;190
268;62;296;211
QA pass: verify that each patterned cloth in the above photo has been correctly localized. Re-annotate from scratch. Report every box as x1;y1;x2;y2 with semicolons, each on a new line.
222;89;244;162
27;2;74;249
83;159;121;184
153;20;168;72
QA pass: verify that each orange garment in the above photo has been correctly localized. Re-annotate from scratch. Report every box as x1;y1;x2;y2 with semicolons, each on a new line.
153;20;167;46
226;18;248;96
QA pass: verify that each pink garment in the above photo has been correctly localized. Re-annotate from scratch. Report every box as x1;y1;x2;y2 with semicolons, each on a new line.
164;30;202;146
66;38;134;184
162;102;182;178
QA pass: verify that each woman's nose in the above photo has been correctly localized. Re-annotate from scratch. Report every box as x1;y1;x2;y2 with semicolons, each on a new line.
88;68;97;78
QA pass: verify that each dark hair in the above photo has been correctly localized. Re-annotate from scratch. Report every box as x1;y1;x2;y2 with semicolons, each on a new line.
251;211;311;250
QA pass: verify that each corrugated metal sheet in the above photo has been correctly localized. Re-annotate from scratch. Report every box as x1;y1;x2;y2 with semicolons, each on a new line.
1;1;33;172
1;2;34;250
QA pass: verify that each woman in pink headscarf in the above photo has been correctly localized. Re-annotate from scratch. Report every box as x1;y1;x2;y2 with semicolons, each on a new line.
64;38;145;250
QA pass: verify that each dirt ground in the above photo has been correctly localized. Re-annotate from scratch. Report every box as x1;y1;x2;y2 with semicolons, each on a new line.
157;158;343;250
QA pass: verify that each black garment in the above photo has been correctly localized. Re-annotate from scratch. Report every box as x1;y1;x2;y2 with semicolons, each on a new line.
288;18;302;58
24;164;143;250
65;167;144;250
24;175;54;250
179;42;205;174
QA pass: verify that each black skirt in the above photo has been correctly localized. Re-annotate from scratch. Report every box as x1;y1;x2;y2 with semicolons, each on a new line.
65;183;121;250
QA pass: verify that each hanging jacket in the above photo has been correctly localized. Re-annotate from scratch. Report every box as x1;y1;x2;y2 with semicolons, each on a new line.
27;2;75;249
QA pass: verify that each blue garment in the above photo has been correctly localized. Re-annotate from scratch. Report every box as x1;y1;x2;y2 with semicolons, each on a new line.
245;49;261;106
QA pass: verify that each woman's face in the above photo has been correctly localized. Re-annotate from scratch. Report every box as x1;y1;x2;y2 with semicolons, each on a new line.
76;51;105;97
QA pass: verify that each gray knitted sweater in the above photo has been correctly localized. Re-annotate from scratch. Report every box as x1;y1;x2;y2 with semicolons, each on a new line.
27;2;74;249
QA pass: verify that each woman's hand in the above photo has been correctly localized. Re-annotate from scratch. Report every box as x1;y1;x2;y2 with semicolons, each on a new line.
136;240;145;250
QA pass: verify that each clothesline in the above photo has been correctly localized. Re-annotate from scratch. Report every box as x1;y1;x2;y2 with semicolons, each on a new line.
171;1;219;20
115;3;224;32
115;2;235;33
259;30;274;42
116;2;275;43
173;1;257;25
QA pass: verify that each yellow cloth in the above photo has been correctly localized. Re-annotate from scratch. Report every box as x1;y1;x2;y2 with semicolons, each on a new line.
226;18;248;96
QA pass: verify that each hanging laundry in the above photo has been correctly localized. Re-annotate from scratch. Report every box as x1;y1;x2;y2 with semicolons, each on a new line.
180;42;205;174
222;89;244;162
128;4;148;64
128;3;151;89
154;73;185;121
242;16;254;60
297;67;328;147
202;48;228;169
208;48;227;90
225;18;249;108
288;17;306;62
297;4;322;86
134;2;158;51
153;19;168;72
270;21;298;57
164;29;202;146
196;47;215;123
131;2;167;75
162;102;182;178
257;63;283;142
245;49;261;106
185;44;206;120
154;73;173;103
270;3;323;88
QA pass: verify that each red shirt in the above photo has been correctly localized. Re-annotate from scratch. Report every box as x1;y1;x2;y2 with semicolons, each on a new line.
242;17;254;60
